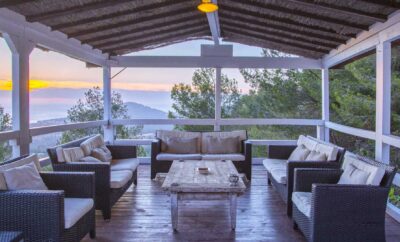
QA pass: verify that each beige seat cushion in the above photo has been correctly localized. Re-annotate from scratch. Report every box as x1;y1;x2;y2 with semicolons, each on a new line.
156;130;201;153
3;162;48;190
64;198;94;229
111;158;139;172
263;158;287;184
201;131;247;153
292;192;312;218
110;170;133;189
62;147;85;162
156;153;202;161
0;154;41;190
202;154;245;161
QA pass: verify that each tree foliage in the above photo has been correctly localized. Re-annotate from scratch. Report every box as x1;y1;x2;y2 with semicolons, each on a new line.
60;87;143;148
0;106;12;162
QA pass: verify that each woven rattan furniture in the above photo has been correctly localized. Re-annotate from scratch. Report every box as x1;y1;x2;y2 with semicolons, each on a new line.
292;155;397;242
0;156;96;242
162;160;246;231
47;136;138;220
0;231;23;242
264;136;345;216
151;130;252;180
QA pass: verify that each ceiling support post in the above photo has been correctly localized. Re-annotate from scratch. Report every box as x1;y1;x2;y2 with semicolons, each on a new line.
103;65;114;143
4;33;35;156
214;67;222;131
206;0;220;45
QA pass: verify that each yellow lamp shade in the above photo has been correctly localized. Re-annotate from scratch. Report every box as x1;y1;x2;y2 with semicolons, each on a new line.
197;0;218;13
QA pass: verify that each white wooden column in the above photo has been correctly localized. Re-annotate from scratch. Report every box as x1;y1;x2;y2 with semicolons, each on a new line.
214;68;222;131
4;34;34;156
318;68;330;141
103;66;113;143
375;41;391;163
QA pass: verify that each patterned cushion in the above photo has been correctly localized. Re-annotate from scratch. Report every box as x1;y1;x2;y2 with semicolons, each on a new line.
0;154;42;190
62;147;85;162
201;130;247;153
292;192;312;218
156;130;201;153
340;154;385;185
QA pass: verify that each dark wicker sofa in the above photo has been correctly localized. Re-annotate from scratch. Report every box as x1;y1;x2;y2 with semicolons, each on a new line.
151;130;252;180
0;155;96;242
47;136;138;220
264;136;345;216
292;154;397;242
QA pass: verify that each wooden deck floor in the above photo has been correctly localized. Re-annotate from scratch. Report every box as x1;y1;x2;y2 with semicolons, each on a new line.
83;165;400;242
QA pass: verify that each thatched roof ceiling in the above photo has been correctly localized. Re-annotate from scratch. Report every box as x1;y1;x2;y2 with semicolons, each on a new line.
1;0;399;58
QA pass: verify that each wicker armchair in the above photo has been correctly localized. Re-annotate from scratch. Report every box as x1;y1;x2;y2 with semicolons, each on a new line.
0;156;96;242
265;137;345;216
47;136;138;220
292;156;397;242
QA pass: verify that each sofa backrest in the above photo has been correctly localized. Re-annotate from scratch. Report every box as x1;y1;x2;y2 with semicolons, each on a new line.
294;135;345;162
156;130;202;153
201;130;247;153
47;136;93;164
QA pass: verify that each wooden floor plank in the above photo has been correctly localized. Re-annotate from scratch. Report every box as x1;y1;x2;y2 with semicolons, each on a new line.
83;165;400;242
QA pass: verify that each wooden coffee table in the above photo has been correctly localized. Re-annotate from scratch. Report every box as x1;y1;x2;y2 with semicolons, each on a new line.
162;160;246;231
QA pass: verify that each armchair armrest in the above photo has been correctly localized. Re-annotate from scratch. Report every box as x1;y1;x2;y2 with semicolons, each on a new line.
312;184;389;225
53;162;110;191
294;168;342;192
106;145;137;159
41;171;95;199
0;190;64;238
151;139;161;159
268;145;297;159
244;141;252;160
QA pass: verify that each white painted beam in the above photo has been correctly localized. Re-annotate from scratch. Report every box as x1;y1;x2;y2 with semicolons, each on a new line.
30;120;107;136
0;8;107;66
320;68;330;141
103;66;113;143
110;56;322;69
214;68;222;131
206;0;220;45
4;33;34;156
375;41;391;163
325;121;376;140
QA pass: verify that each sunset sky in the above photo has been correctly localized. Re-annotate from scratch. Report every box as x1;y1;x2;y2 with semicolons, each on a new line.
0;37;262;120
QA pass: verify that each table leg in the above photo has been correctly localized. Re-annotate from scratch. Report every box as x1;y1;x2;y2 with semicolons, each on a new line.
171;193;178;231
229;193;237;230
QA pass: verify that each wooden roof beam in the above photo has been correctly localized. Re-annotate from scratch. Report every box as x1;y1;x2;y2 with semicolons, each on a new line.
81;17;207;44
206;0;220;45
93;22;207;49
26;0;133;22
105;29;210;54
0;0;35;8
358;0;400;8
69;12;203;38
228;0;370;31
287;0;387;22
223;27;330;55
219;14;346;45
220;5;357;38
220;20;338;49
50;0;189;30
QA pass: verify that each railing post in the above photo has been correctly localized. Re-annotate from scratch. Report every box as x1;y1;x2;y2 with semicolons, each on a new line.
214;67;222;131
375;41;391;163
320;67;330;141
103;66;113;143
4;34;34;156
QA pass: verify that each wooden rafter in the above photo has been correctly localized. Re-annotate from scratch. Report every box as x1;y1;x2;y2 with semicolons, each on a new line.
0;0;35;8
81;16;207;44
26;0;134;22
219;14;346;44
105;29;210;54
287;0;387;22
93;21;206;49
223;27;330;55
220;20;338;49
50;0;189;30
220;5;357;38
68;12;202;38
228;0;370;31
358;0;400;8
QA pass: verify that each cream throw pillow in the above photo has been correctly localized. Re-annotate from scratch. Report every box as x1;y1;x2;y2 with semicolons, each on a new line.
3;162;48;190
338;163;370;185
288;145;311;161
92;147;112;162
165;137;198;154
63;147;85;162
80;135;105;156
305;151;327;161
